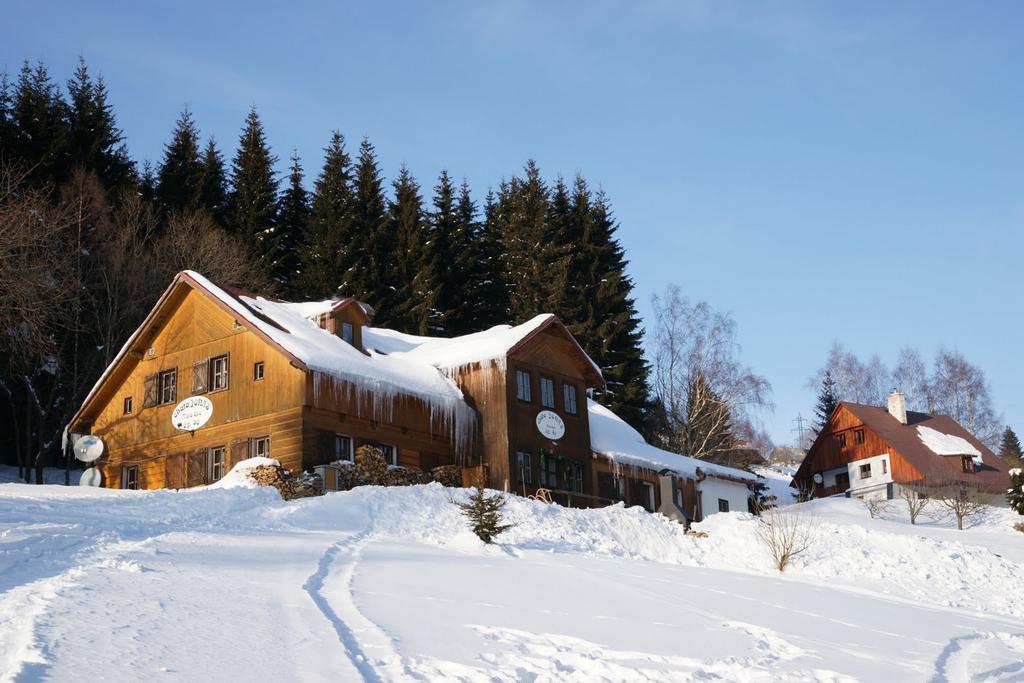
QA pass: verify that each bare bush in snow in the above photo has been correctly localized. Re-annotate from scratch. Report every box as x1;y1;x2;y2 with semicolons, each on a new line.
864;497;890;519
755;507;817;572
899;486;930;525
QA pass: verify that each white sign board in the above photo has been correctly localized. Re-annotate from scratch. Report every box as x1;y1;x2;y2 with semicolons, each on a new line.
535;410;565;441
73;435;105;463
171;396;214;431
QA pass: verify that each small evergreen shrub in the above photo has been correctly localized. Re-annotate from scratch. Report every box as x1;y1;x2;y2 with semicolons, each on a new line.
456;485;514;544
1008;469;1024;515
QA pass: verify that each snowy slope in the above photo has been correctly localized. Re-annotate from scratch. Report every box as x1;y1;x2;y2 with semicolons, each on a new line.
1;478;1023;681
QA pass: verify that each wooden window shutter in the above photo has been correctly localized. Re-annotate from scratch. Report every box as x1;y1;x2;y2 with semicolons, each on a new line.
187;449;207;487
230;438;250;468
165;453;186;489
316;430;333;465
192;358;209;394
143;374;158;407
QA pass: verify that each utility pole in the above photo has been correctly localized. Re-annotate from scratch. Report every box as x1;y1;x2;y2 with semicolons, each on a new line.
791;413;807;449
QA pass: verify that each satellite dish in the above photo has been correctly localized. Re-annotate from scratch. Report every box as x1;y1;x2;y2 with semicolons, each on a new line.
80;467;102;487
813;473;824;484
74;435;105;463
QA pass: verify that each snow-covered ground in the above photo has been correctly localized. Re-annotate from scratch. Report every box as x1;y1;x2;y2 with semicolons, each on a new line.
1;470;1023;681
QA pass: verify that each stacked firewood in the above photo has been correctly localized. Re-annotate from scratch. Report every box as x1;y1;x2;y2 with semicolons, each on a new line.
246;464;322;500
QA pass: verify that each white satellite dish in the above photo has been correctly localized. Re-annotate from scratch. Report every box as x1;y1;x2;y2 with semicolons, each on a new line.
74;435;105;463
813;473;824;484
80;467;102;487
171;396;214;431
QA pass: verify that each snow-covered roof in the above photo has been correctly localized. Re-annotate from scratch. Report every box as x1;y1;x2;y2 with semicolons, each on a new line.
587;399;758;484
363;315;601;381
917;425;983;464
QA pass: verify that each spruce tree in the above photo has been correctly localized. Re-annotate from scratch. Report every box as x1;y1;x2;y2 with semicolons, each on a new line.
11;61;69;186
420;170;459;334
1008;468;1024;515
343;138;388;303
0;73;12;155
499;161;561;322
584;189;651;431
156;109;204;214
65;58;133;192
380;165;430;332
199;138;229;226
299;131;353;299
999;426;1023;463
468;189;511;330
456;485;514;544
275;152;310;295
139;160;157;204
446;181;489;335
228;107;279;282
813;371;840;435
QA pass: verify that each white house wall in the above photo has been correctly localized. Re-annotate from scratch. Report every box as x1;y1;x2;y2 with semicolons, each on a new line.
846;453;892;499
698;477;750;515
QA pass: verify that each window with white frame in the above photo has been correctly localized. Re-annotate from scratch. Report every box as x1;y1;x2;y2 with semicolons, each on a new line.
121;465;139;490
208;446;226;482
251;436;270;459
540;376;555;409
158;368;177;405
563;383;578;415
253;361;264;381
210;354;229;391
515;369;531;402
334;434;353;463
516;451;532;485
569;462;583;493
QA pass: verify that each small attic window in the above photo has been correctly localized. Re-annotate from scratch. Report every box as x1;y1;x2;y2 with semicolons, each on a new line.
341;321;354;345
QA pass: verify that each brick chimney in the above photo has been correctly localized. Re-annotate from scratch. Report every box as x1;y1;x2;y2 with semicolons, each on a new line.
887;390;907;425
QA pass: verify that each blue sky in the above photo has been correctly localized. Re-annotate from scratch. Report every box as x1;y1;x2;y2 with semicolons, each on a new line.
5;1;1023;445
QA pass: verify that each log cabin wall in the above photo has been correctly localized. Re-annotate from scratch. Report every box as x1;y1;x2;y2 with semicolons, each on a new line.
450;363;508;487
503;329;594;496
87;289;308;488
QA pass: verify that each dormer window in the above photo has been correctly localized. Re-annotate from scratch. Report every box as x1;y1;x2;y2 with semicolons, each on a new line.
341;321;354;346
961;456;975;473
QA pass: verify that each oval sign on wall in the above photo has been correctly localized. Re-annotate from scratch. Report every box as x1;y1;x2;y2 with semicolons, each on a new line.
171;395;214;431
536;410;565;441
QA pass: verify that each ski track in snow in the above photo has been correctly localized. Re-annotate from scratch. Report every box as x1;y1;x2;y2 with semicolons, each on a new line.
3;481;1024;681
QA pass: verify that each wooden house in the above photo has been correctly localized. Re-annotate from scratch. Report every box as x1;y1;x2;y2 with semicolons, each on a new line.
68;271;755;522
792;391;1009;502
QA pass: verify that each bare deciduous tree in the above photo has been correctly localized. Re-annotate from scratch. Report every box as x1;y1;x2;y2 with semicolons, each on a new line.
154;209;270;291
925;478;987;531
755;507;817;572
898;486;929;525
650;285;772;461
929;350;1000;449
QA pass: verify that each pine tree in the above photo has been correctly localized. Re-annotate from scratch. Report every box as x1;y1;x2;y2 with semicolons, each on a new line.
813;371;840;435
445;181;488;335
65;58;133;192
199;138;229;226
343;138;388;303
298;131;353;298
156;109;204;214
228;107;279;281
468;189;510;330
11;61;69;186
1008;468;1024;515
379;165;430;332
138;160;157;204
0;72;12;155
455;485;514;544
999;426;1023;463
419;170;460;334
275;152;310;295
499;161;561;322
584;189;651;431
